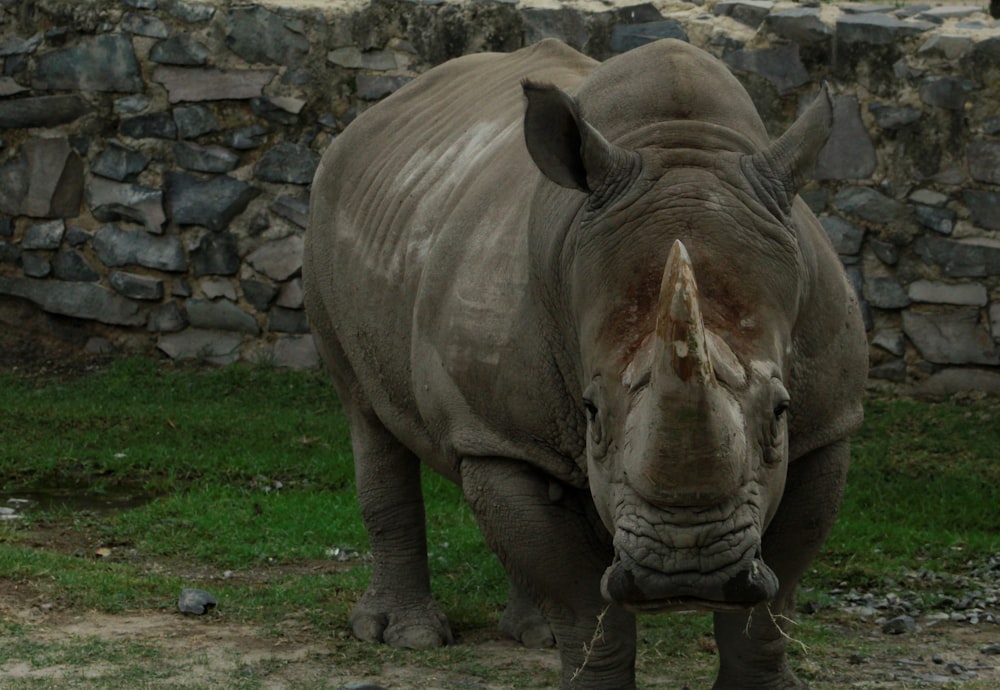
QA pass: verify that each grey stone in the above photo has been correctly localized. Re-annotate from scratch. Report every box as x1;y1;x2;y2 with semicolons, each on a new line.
919;77;973;110
0;32;42;56
153;66;277;104
225;125;269;150
714;1;774;28
275;278;304;309
963;190;1000;231
121;12;169;38
65;226;91;247
33;34;143;93
820;216;865;255
268;306;309;333
0;77;28;96
836;14;935;45
272;335;319;369
799;189;828;214
522;8;589;50
87;178;166;233
201;278;237;301
908;189;949;207
114;94;152;115
0;159;26;217
168;1;216;23
918;33;974;59
186;298;260;334
22;254;51;278
914;205;954;235
26;139;84;218
724;44;809;96
123;0;157;8
190;232;240;277
167;172;261;232
918;6;981;22
0;240;19;265
913;368;1000;398
869;104;922;130
915;235;1000;277
23;220;65;250
864;275;910;309
0;276;144;326
173;105;220;140
327;46;365;68
158;329;242;365
120;112;177;140
177;587;216;615
52;249;100;282
765;8;833;45
872;328;905;356
148;301;188;333
271;196;309;229
833;186;914;237
109;270;164;300
816;95;876;180
908;280;987;306
247;235;304;282
172;278;192;298
0;217;13;237
251;96;307;125
150;34;209;65
93;224;188;273
225;6;310;65
902;308;1000;365
241;279;278;311
840;3;896;14
610;20;688;53
882;614;917;635
254;143;319;185
0;95;91;129
356;75;412;100
869;359;906;382
91;142;149;182
967;141;1000;185
174;142;239;174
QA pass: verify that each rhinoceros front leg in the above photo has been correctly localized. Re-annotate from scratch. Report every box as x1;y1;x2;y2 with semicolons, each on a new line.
347;409;453;650
461;457;636;689
500;579;555;648
712;440;850;690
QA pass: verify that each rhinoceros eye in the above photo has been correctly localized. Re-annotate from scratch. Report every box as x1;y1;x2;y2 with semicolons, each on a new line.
583;399;599;423
773;400;790;420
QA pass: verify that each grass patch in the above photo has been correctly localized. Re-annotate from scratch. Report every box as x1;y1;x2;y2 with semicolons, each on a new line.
1;358;999;686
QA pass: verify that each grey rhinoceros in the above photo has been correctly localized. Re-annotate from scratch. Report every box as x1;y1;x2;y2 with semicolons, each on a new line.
304;37;867;689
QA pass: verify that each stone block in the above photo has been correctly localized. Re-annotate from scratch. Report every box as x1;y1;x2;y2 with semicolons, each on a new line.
272;335;319;369
820;216;865;255
119;112;178;140
251;97;306;125
167;172;260;232
915;235;1000;277
902;308;1000;365
908;280;987;306
270;196;309;229
114;94;152;115
872;328;905;356
765;8;833;45
225;125;269;150
275;278;304;309
168;1;216;23
52;249;100;282
153;66;277;103
109;271;165;300
174;105;220;140
121;12;169;38
33;34;143;93
225;6;310;66
836;14;935;46
724;44;809;96
186;298;260;334
241;279;278;311
22;220;65;250
22;254;51;278
91;142;150;182
522;8;589;50
864;275;910;309
0;95;91;129
610;20;687;53
148;301;188;333
912;368;1000;398
247;235;304;282
356;75;412;101
919;76;974;110
93;224;188;273
190;232;240;277
869;104;921;130
869;359;906;382
150;34;209;65
268;306;310;334
87;177;166;233
157;329;242;365
714;1;774;28
963;190;1000;231
174;142;240;174
816;95;876;180
0;276;145;326
254;143;319;185
20;138;85;218
913;205;954;235
967;141;1000;185
201;278;237;301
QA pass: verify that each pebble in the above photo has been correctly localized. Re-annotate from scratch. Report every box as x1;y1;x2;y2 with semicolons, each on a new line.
178;588;217;615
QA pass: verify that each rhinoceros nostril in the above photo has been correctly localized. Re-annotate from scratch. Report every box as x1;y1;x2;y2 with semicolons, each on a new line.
721;557;779;604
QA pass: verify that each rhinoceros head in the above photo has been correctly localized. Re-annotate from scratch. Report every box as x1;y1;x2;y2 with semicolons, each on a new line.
522;81;834;613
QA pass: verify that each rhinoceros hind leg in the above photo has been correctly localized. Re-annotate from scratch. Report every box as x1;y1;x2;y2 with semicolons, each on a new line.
500;580;555;648
712;440;850;689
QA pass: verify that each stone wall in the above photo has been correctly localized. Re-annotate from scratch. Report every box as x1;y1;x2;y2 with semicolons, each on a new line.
1;0;999;393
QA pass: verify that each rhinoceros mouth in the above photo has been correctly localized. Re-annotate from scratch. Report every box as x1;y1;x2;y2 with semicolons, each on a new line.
599;550;780;614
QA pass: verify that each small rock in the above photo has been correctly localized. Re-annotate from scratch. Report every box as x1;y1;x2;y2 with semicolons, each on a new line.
882;614;917;634
981;643;1000;655
178;588;217;615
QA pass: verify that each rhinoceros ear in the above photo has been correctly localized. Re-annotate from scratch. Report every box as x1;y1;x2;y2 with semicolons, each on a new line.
744;83;834;215
522;80;634;195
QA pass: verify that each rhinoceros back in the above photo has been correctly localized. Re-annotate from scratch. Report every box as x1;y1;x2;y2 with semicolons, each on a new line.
305;40;597;482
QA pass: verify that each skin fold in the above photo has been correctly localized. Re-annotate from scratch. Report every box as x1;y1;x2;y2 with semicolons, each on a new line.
304;38;867;689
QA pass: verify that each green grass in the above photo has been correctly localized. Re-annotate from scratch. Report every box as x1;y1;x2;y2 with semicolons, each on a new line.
1;358;998;686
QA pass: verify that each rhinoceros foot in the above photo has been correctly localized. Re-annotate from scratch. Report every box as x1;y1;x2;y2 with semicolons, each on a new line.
499;599;555;649
350;590;453;650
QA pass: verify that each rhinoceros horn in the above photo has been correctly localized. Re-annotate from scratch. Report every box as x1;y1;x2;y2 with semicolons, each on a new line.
625;240;744;506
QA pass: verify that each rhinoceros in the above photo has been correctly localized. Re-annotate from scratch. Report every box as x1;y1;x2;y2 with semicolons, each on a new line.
304;37;867;689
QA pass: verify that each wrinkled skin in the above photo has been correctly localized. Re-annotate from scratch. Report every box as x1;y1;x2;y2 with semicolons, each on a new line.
304;38;867;689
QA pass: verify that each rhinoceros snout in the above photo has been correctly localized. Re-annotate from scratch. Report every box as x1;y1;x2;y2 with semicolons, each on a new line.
600;554;779;614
